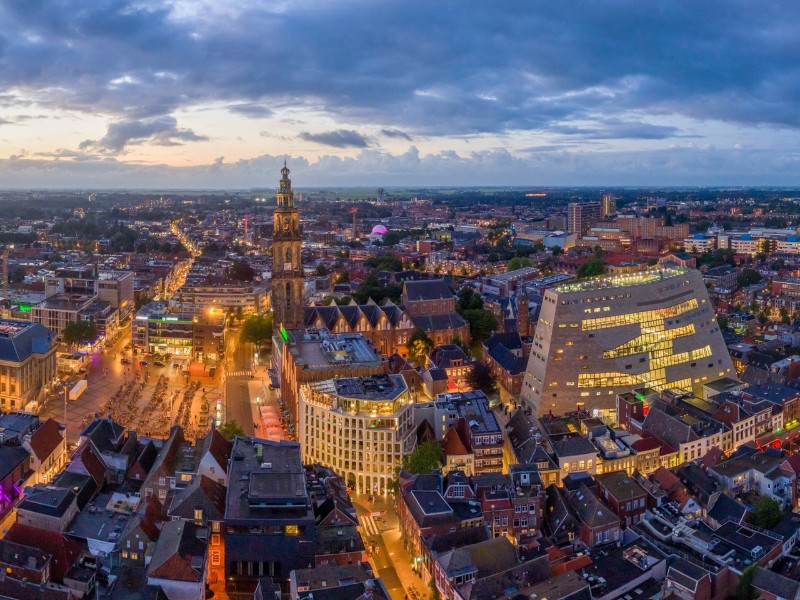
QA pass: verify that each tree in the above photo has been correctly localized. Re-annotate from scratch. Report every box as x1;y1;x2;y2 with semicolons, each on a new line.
135;295;153;312
408;330;433;366
429;577;442;600
461;309;499;341
577;257;606;279
218;420;244;440
717;314;729;331
402;441;443;474
780;307;790;325
62;320;98;345
737;565;757;600
364;253;403;272
240;313;274;347
751;495;782;529
737;268;762;288
507;257;531;272
316;264;329;276
467;362;497;394
229;260;255;282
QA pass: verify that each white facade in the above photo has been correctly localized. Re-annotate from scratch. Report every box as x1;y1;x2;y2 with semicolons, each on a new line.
299;375;416;496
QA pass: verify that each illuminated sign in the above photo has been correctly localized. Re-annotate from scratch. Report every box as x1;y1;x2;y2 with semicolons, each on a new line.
280;324;288;342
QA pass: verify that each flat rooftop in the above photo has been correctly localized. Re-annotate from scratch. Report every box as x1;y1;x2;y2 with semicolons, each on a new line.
553;266;688;294
225;437;311;522
333;374;407;401
288;329;380;368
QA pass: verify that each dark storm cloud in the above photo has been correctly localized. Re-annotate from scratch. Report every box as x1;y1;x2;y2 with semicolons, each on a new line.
299;129;370;148
80;116;208;152
1;0;799;136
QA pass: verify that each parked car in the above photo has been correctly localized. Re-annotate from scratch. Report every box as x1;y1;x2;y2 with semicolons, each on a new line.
139;360;149;367
153;361;165;367
121;358;132;365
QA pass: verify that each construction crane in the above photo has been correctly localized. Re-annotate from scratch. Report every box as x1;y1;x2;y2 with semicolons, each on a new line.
349;207;358;240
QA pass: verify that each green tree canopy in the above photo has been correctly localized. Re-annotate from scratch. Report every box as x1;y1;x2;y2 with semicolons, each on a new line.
407;330;433;366
461;309;499;341
577;257;606;279
507;257;532;272
229;260;255;282
751;495;782;529
364;253;403;272
737;268;762;288
240;313;274;347
467;362;497;394
62;320;98;345
402;440;443;474
218;420;244;440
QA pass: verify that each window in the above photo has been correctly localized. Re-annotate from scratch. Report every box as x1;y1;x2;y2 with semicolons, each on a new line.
158;488;167;499
158;477;166;486
194;508;203;522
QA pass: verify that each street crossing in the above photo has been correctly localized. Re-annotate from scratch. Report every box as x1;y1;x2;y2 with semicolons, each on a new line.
360;513;381;537
227;370;252;377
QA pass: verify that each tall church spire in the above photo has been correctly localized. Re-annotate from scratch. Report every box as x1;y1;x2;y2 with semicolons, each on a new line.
272;162;304;330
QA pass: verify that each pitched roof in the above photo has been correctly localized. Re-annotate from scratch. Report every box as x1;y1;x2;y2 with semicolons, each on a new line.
707;493;747;524
147;521;206;583
569;483;618;528
443;427;470;457
5;523;80;582
403;279;454;302
751;567;800;599
68;439;107;486
202;428;232;473
167;475;227;522
0;321;54;363
27;418;63;461
0;445;29;480
412;312;468;333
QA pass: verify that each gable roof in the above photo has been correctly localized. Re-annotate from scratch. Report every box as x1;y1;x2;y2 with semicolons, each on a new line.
0;445;29;480
707;493;747;524
5;523;80;582
147;521;205;583
443;427;470;457
27;418;63;461
167;475;227;522
751;567;800;599
403;279;454;302
202;428;232;473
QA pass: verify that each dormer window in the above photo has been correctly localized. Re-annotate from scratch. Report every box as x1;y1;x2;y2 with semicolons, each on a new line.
194;508;203;523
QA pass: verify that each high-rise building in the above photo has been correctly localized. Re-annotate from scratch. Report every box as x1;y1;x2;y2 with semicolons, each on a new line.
601;194;616;218
567;202;602;234
272;163;304;329
521;267;735;418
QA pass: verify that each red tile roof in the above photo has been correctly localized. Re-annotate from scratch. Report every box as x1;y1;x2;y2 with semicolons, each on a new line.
5;523;80;582
442;427;469;457
28;418;63;462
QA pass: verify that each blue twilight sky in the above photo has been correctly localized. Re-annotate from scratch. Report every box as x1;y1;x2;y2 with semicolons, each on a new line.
0;0;799;188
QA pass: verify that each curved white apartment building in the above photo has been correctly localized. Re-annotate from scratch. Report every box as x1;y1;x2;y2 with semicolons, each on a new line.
299;374;416;495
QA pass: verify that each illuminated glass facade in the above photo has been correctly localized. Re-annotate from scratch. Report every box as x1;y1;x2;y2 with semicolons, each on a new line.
521;267;736;418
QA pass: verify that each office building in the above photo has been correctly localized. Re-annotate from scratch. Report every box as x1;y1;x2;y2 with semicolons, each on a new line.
0;320;58;412
273;328;385;434
298;374;415;495
133;302;225;361
567;202;602;234
601;194;616;218
521;267;735;417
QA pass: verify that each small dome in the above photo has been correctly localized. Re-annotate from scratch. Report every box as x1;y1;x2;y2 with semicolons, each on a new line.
371;224;388;235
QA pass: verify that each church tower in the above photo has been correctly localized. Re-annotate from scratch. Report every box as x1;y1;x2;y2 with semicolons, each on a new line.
272;162;304;329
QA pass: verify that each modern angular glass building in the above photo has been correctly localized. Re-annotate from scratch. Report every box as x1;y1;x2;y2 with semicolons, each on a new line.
521;267;736;419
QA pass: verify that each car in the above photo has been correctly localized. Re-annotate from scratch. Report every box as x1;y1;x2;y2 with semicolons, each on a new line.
172;363;181;369
153;361;165;367
120;358;132;365
139;360;149;367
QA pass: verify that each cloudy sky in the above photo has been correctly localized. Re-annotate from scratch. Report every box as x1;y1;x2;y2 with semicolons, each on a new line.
0;0;799;188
